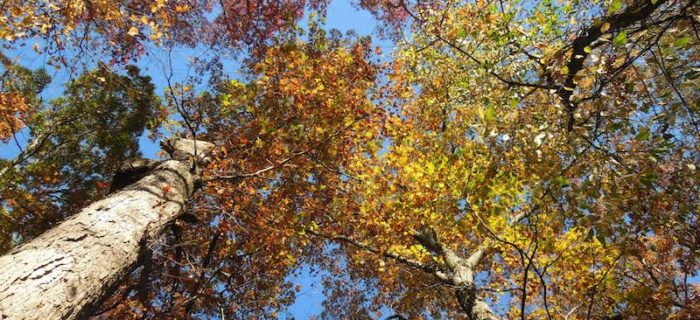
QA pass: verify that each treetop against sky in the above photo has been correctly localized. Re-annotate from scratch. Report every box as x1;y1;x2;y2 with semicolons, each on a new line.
0;0;698;319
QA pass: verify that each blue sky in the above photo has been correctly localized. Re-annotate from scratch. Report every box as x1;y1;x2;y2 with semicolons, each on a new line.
0;0;383;161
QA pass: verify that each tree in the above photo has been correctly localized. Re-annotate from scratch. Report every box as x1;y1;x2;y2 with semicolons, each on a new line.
308;0;699;318
1;11;383;318
0;65;163;252
1;0;698;319
94;22;383;318
0;138;213;319
1;0;326;65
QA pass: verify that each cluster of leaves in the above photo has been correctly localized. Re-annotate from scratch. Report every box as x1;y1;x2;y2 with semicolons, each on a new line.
309;0;700;318
94;21;383;318
0;52;50;142
1;0;327;65
0;0;699;319
0;64;162;251
0;91;29;142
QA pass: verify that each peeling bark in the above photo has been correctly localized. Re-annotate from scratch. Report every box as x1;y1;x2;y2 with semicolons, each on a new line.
0;139;213;320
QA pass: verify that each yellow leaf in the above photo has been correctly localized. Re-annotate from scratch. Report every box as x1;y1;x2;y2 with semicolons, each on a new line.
150;32;163;41
426;162;435;174
127;27;139;37
175;4;191;13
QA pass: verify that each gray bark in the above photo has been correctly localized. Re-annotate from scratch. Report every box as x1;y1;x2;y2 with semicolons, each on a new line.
414;229;499;320
0;139;213;320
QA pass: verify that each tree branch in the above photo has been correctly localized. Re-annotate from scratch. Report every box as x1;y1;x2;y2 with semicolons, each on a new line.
305;228;451;283
558;0;670;130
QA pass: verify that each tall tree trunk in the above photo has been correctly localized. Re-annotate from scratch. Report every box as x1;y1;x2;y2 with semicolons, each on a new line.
449;254;500;320
0;139;213;320
455;285;500;320
413;229;500;320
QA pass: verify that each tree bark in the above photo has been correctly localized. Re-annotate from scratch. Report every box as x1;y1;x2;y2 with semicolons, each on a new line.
449;253;500;320
413;229;500;320
0;139;213;320
455;285;500;320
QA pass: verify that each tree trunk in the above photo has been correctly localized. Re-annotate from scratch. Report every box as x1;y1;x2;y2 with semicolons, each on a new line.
455;285;500;320
413;229;500;319
0;139;213;320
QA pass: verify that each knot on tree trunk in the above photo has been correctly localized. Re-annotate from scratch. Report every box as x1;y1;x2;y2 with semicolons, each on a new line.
456;284;478;319
109;159;161;193
160;138;216;166
111;139;215;230
456;284;499;320
110;139;215;193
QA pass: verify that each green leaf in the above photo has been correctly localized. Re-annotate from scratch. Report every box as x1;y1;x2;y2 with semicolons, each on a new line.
583;46;592;54
613;31;627;46
457;29;467;39
556;175;571;187
641;171;659;186
486;105;496;121
674;35;691;47
652;146;668;155
608;122;624;131
609;0;622;12
636;129;650;141
509;98;520;108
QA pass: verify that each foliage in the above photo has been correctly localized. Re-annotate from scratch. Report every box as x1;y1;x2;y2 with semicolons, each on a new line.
93;22;382;317
322;0;700;318
0;53;50;142
0;65;162;251
1;0;326;64
1;0;699;319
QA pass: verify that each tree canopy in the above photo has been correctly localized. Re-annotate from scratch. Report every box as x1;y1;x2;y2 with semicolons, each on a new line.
0;0;698;319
